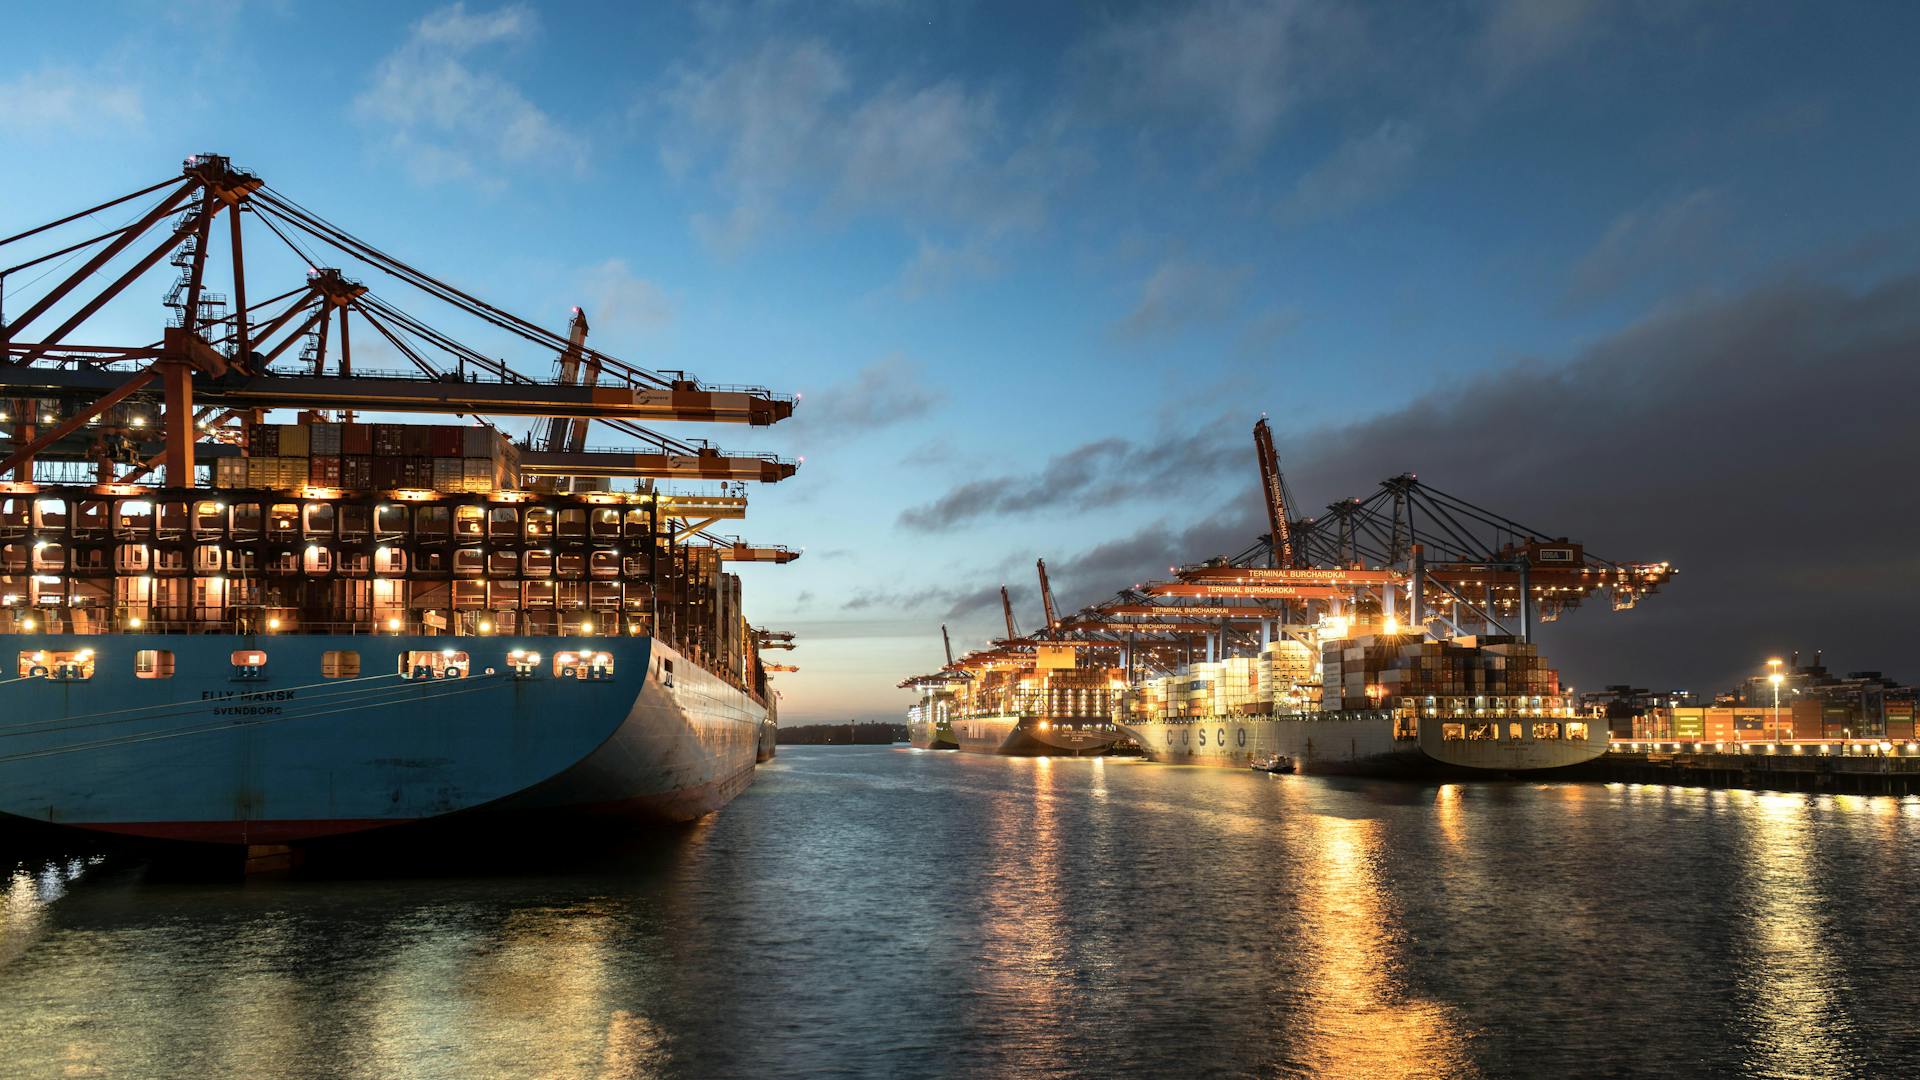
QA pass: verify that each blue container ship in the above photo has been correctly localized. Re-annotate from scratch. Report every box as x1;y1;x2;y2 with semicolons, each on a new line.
1;630;772;845
0;154;801;856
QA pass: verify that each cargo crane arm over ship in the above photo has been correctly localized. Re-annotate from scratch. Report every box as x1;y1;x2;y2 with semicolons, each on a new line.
1252;417;1298;568
1036;559;1059;632
0;154;800;484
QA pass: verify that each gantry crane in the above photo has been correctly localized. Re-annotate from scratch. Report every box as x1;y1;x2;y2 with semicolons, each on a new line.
0;154;798;486
1252;417;1297;569
1036;558;1059;632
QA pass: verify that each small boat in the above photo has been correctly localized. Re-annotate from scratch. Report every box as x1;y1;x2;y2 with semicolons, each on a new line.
1250;754;1295;774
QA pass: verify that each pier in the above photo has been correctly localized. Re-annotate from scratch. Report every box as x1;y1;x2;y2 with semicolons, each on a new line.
1583;741;1920;795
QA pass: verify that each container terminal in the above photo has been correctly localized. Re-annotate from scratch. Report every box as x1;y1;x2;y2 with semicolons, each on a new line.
905;418;1677;777
0;153;802;868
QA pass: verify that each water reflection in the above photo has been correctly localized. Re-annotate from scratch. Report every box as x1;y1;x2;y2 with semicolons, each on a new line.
4;751;1920;1077
1734;793;1858;1074
974;755;1075;1069
1294;813;1472;1079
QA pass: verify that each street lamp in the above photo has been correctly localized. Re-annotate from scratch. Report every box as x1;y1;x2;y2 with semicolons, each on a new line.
1769;671;1785;738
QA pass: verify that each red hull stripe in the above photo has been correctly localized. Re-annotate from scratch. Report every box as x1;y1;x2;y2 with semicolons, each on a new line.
75;819;402;845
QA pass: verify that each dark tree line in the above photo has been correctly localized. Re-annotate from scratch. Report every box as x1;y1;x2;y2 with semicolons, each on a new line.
776;723;906;745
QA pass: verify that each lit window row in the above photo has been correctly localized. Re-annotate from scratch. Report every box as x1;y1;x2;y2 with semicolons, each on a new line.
15;647;616;682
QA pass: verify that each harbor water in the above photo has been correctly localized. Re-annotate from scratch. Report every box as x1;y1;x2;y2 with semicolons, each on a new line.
6;746;1920;1078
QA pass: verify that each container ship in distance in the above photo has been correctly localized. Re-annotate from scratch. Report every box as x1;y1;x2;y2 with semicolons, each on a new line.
1119;628;1605;775
0;154;803;852
904;425;1674;777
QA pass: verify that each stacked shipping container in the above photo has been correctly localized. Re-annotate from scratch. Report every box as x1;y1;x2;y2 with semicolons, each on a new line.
215;422;520;494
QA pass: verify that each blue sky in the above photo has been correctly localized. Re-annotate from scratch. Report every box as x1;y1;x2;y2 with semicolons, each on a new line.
4;1;1918;720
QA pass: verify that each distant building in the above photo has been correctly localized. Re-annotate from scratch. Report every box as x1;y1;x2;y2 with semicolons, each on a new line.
1736;651;1914;739
1621;652;1917;741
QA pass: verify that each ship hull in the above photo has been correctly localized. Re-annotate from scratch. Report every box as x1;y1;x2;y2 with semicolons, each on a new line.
906;715;958;750
1120;714;1606;778
0;633;765;846
951;714;1119;756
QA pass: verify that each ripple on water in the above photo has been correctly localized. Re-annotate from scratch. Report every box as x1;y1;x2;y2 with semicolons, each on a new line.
4;749;1920;1078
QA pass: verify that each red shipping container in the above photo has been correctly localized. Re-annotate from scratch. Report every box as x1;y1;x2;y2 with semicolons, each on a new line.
429;425;463;457
402;426;432;455
308;456;342;484
1791;700;1823;740
342;423;372;456
373;424;404;456
371;457;404;490
343;456;373;490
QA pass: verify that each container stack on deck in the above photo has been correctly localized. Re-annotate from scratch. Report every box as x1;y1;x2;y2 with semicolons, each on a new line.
1322;634;1562;713
215;422;519;494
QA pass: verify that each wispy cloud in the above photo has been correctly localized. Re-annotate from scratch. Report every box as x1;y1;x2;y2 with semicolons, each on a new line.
0;67;143;136
1568;187;1731;304
898;427;1248;532
1113;259;1252;340
894;237;998;300
577;258;675;338
355;2;585;188
1475;0;1606;86
656;38;1065;255
1277;119;1424;224
1078;0;1360;154
785;355;943;444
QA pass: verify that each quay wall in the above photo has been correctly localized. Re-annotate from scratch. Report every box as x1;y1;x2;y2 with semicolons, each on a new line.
1576;742;1920;795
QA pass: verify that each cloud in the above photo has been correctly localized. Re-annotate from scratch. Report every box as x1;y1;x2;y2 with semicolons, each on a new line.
577;258;674;336
1277;119;1424;224
1078;0;1358;153
355;3;585;187
657;39;1056;254
840;581;1032;626
1113;260;1253;340
898;427;1248;532
1568;187;1731;304
0;68;143;135
894;238;998;300
1237;305;1306;355
782;356;942;444
1475;0;1605;85
1050;503;1269;614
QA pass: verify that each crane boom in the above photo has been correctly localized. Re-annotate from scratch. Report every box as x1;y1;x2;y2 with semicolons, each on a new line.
1253;417;1296;568
1000;585;1020;641
1036;558;1059;631
542;308;590;453
941;624;955;667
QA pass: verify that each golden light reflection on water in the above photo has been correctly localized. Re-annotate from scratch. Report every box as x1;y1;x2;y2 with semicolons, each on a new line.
0;857;95;969
975;756;1076;1065
1294;813;1474;1080
1434;784;1466;851
351;900;667;1079
1735;792;1855;1075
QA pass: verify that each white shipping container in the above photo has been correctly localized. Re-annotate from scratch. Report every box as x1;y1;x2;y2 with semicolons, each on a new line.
215;457;247;489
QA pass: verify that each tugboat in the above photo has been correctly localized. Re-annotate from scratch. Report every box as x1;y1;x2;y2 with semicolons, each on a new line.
1250;754;1295;774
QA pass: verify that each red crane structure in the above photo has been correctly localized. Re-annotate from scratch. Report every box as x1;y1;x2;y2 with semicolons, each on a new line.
0;154;797;493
